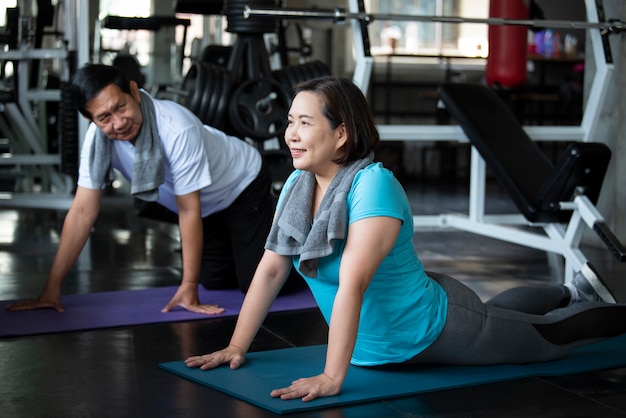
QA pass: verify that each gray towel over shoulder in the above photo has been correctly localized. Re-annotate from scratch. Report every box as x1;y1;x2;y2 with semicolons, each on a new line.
265;153;374;277
88;90;164;201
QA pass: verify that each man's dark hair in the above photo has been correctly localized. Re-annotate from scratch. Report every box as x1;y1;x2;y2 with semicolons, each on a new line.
70;64;131;119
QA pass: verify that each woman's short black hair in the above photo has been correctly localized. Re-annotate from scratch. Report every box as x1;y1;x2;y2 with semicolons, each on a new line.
70;64;131;119
291;76;380;165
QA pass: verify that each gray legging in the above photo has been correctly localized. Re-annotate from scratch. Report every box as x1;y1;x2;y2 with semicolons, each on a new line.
408;272;626;365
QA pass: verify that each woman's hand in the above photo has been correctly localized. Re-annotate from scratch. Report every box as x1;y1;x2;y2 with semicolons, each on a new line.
270;373;341;402
185;345;246;370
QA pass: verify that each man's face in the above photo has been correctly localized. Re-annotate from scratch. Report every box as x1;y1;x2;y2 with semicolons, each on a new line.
85;82;143;143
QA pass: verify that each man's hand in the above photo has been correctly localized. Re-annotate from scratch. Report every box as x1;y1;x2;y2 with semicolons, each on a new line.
5;291;64;312
185;345;246;370
270;373;341;402
161;282;225;315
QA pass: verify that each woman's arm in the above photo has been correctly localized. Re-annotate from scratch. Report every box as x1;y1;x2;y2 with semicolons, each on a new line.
185;249;293;369
271;215;401;402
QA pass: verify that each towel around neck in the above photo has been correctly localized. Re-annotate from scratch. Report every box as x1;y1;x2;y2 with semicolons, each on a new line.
88;90;164;201
265;153;374;277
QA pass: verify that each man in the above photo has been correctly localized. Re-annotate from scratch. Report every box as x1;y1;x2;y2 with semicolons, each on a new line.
6;63;275;315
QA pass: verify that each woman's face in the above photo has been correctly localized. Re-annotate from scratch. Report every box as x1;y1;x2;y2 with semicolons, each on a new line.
285;91;346;175
85;82;143;143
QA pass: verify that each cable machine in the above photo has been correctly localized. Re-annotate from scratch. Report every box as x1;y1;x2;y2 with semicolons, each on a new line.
0;0;89;208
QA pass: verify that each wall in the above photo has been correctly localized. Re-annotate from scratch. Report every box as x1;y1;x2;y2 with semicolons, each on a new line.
605;0;626;243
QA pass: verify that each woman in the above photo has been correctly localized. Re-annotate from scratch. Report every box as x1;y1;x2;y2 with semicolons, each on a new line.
185;76;626;402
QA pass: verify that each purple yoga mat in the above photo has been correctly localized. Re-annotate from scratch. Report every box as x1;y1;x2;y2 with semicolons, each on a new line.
0;286;318;337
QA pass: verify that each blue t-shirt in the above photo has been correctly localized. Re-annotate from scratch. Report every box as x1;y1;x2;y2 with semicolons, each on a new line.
277;163;448;366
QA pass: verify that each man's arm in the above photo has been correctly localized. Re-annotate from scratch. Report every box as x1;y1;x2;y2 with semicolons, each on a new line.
6;186;104;312
175;190;203;287
161;191;225;314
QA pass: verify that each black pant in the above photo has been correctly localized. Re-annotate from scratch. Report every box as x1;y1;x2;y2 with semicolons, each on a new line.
198;163;274;292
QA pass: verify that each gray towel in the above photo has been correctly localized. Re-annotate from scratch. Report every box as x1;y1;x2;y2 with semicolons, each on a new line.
89;90;164;201
265;153;374;277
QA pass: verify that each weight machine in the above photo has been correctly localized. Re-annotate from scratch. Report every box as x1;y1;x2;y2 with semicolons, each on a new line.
0;0;89;209
244;0;626;283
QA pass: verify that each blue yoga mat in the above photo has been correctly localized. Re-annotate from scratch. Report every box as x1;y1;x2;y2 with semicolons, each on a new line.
159;334;626;414
0;286;317;337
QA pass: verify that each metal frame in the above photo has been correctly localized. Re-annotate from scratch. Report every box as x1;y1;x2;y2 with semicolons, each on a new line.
245;0;619;281
0;0;90;209
0;45;70;194
346;0;617;282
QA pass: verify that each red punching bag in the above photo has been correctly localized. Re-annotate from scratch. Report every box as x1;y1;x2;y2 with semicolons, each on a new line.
485;0;529;88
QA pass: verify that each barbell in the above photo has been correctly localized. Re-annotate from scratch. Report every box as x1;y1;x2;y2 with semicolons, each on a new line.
243;6;624;35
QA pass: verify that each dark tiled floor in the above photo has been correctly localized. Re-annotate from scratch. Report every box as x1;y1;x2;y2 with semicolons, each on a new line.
1;182;626;417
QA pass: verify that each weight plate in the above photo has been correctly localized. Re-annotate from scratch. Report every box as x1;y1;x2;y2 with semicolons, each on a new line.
312;60;331;78
204;66;224;126
181;62;206;115
214;70;233;130
224;0;277;34
228;77;290;140
297;62;315;82
197;63;215;123
271;68;292;93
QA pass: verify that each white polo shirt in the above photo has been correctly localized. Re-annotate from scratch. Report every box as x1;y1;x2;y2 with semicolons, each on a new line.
78;94;262;217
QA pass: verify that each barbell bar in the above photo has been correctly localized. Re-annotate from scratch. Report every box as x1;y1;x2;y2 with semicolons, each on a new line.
243;6;624;35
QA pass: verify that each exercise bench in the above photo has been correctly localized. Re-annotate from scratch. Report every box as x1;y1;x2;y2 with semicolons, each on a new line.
435;82;625;294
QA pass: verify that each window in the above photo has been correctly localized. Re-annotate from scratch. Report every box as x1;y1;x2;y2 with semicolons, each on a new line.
98;0;152;66
364;0;489;57
0;0;17;27
97;0;210;87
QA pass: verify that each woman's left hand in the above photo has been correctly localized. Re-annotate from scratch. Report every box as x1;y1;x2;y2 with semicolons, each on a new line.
270;373;341;402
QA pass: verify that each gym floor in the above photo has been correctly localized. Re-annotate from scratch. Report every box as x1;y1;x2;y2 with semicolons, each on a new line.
2;181;626;417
